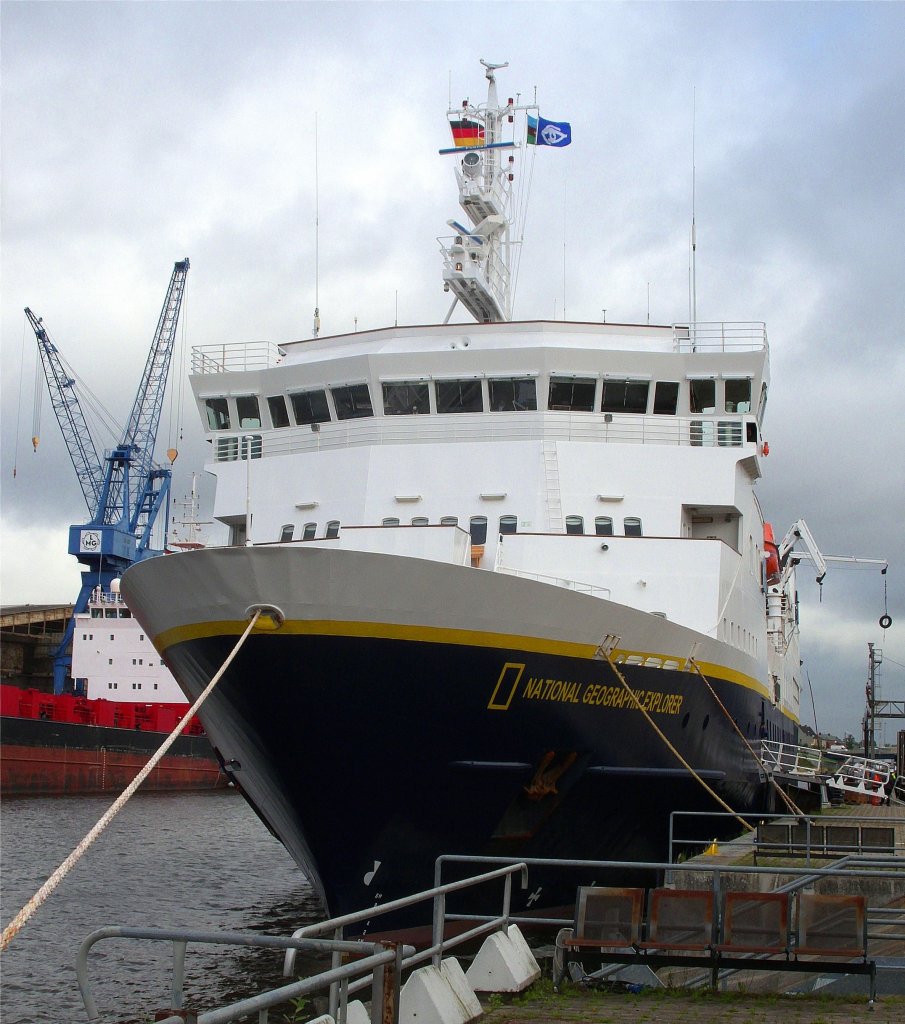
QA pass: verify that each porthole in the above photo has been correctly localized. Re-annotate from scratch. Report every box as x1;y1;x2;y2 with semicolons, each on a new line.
702;714;710;730
682;712;690;729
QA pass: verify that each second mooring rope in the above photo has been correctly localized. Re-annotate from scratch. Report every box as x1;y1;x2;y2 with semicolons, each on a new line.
689;657;806;818
0;610;261;953
603;649;755;833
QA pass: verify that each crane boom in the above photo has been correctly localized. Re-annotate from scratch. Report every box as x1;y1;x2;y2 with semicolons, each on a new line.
25;258;190;693
103;258;190;533
25;308;104;513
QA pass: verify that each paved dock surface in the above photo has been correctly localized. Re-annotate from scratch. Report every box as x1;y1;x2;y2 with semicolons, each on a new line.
479;988;904;1023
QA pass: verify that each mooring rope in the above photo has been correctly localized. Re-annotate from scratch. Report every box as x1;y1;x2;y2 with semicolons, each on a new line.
603;649;754;832
688;658;806;818
0;610;261;953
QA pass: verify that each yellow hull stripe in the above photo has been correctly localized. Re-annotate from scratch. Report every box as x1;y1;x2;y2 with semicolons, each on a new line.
155;617;773;700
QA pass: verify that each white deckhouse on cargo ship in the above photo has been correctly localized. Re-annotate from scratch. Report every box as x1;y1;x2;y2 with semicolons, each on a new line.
123;62;828;922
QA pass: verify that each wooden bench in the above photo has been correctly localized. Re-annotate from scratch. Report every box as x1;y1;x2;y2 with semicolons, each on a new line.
553;886;876;1002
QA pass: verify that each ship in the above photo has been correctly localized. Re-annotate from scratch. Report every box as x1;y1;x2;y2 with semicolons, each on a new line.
1;582;226;795
121;61;829;922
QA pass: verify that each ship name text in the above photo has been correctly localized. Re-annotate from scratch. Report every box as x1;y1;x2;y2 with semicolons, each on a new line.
522;676;683;715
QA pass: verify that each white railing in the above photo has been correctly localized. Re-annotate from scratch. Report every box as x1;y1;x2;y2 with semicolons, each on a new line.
191;342;283;375
760;741;894;802
208;411;755;462
760;739;829;776
673;322;768;354
494;564;612;600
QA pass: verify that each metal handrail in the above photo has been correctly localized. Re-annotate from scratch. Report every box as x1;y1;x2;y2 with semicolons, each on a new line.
282;860;527;978
206;410;759;463
191;341;283;375
77;927;413;1024
668;808;905;865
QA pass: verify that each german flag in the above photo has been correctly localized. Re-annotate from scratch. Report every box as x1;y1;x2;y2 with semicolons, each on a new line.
449;118;485;148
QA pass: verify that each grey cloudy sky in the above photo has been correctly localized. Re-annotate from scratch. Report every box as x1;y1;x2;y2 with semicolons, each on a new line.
1;1;903;737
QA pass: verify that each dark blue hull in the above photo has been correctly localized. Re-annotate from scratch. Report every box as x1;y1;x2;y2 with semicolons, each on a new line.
162;629;795;924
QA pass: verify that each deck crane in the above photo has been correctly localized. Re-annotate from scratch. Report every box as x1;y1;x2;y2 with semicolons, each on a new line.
25;258;190;693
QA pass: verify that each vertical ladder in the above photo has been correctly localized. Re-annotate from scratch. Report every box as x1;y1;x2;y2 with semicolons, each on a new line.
542;441;563;532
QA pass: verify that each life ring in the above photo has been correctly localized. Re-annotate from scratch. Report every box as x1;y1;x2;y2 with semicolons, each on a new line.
879;614;892;629
762;441;770;456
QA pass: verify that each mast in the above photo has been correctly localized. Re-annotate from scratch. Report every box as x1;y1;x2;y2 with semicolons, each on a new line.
439;61;516;324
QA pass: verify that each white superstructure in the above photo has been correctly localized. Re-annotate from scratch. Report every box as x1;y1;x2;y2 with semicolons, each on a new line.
70;584;187;703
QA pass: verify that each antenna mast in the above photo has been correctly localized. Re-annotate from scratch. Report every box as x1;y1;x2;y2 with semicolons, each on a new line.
313;112;320;338
690;88;697;328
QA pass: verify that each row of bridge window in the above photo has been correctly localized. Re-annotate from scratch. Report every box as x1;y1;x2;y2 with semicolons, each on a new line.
205;376;755;431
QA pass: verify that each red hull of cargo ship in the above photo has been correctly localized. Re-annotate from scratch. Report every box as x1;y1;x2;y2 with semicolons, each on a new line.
0;684;227;795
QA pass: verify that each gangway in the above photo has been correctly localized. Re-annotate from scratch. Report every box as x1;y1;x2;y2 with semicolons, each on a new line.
760;740;894;806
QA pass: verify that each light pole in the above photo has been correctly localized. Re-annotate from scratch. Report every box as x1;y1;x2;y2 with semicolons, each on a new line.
242;435;254;546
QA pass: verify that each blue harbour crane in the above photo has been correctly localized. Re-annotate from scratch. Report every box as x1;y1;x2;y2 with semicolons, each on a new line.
25;258;190;693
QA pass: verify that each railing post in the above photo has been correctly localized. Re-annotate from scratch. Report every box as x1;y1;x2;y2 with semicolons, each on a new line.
171;939;187;1010
432;889;446;968
370;941;401;1024
329;925;343;1020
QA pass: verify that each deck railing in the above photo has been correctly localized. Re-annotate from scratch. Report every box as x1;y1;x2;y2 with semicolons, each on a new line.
208;411;757;462
673;321;768;353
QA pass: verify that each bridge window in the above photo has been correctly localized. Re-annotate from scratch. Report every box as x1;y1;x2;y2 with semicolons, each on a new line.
236;395;261;428
205;397;230;430
382;381;429;415
436;379;483;414
717;421;743;446
440;516;459;526
325;521;340;539
488;377;537;411
279;524;294;542
290;389;331;426
565;515;584;535
267;395;290;428
688;379;716;414
595;516;614;536
725;378;752;413
499;515;518;535
653;382;679;415
331;384;373;420
757;382;768;422
382;517;400;526
302;523;317;540
549;376;595;412
601;379;649;414
216;437;238;461
469;515;488;545
624;517;643;537
411;517;429;526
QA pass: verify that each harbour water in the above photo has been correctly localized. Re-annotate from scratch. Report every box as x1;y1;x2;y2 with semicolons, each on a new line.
1;789;322;1023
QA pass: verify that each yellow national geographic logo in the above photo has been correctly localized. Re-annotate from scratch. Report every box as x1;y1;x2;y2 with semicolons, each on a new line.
488;662;525;711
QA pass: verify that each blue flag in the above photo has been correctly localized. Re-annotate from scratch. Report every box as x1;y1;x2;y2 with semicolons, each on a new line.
528;115;571;147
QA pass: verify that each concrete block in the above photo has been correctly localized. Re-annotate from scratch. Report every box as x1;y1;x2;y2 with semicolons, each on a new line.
465;924;540;993
440;957;482;1018
344;1001;370;1024
400;963;481;1024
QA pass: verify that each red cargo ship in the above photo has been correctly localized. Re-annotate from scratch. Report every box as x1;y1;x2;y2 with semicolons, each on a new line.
0;684;226;795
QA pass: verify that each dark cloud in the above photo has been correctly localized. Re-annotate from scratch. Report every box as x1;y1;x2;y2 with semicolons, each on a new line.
2;2;903;735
